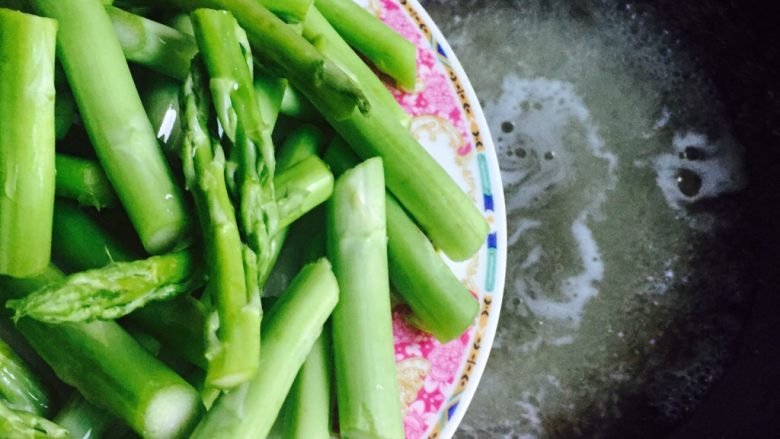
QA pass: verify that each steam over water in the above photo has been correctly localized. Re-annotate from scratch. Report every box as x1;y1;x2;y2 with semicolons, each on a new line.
423;0;752;437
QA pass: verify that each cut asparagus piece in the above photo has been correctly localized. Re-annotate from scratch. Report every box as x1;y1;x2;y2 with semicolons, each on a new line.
282;329;333;439
129;296;208;370
192;10;278;278
275;155;334;231
280;86;323;122
54;394;116;439
30;0;190;255
50;200;209;369
181;59;260;389
0;400;68;439
191;258;339;439
327;157;404;439
324;139;479;342
0;270;204;439
0;8;57;277
163;0;368;120
259;0;312;23
276;124;326;171
315;85;488;262
7;251;202;323
0;337;50;416
107;5;198;80
261;125;329;287
52;199;139;272
315;0;416;90
55;155;118;209
302;5;410;127
141;73;185;154
55;86;76;141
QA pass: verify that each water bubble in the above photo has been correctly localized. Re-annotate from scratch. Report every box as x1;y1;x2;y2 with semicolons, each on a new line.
501;121;515;133
678;146;706;161
544;151;556;160
676;168;703;197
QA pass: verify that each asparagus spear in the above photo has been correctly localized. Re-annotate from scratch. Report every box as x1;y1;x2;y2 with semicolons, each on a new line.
327;157;404;439
324;139;478;342
280;86;323;122
107;5;198;80
282;329;334;439
140;73;286;158
55;86;76;141
0;400;68;439
276;124;326;171
0;9;57;277
190;258;339;439
315;0;417;91
260;125;329;287
141;74;185;154
181;58;260;389
0;269;204;439
6;251;203;324
54;394;116;439
315;82;488;261
30;0;190;255
55;155;119;209
259;0;312;23
302;5;411;127
162;0;368;120
191;10;278;284
274;156;333;231
0;338;50;416
52;200;138;272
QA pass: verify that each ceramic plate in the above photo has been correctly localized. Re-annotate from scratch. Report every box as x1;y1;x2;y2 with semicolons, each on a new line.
360;0;508;437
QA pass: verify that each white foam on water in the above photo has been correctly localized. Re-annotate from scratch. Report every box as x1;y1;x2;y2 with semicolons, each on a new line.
491;76;616;332
653;130;746;223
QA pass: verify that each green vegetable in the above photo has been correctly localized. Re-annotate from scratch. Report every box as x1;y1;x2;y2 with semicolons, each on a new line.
141;74;185;154
259;0;312;23
0;8;57;277
274;155;334;232
327;157;404;439
107;5;198;80
0;400;68;439
302;5;410;127
54;394;116;439
163;0;369;120
55;86;76;141
31;0;191;255
316;85;488;262
324;139;478;342
191;8;278;290
180;56;260;389
261;125;330;288
280;86;322;122
51;199;138;273
190;258;339;439
0;337;50;416
282;329;333;439
315;0;417;91
6;251;202;324
275;124;326;172
0;269;204;439
55;155;119;209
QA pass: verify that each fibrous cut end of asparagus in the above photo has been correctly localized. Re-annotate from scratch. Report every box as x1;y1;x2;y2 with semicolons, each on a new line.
143;385;205;439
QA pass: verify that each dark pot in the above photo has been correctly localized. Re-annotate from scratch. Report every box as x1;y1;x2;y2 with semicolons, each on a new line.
421;0;780;437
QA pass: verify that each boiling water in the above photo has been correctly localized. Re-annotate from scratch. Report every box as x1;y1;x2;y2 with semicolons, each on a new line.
423;0;752;437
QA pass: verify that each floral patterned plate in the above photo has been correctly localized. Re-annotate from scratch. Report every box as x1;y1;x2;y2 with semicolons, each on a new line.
356;0;508;437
